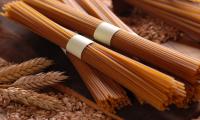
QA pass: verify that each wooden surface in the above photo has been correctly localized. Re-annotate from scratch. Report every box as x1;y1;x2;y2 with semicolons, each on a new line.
1;2;200;120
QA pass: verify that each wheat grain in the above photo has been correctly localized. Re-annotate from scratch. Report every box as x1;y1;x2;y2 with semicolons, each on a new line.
54;84;123;120
0;58;53;84
0;87;65;111
125;0;200;41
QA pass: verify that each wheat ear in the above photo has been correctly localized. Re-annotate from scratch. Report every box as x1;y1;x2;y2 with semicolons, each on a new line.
0;58;53;84
0;72;68;89
0;87;65;111
0;58;11;68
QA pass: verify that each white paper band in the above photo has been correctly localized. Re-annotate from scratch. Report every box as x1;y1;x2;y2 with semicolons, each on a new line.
66;35;94;59
94;22;120;46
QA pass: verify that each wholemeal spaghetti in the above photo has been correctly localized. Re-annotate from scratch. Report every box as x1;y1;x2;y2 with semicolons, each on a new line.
75;0;200;103
59;0;87;13
22;0;200;84
58;0;131;112
76;0;134;33
110;0;200;104
1;1;186;111
68;54;131;113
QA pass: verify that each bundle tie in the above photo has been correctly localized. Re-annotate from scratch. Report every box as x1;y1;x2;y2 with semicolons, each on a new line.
94;22;120;46
66;34;93;59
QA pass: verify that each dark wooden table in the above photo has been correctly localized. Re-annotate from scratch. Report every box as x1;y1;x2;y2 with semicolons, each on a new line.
1;2;200;120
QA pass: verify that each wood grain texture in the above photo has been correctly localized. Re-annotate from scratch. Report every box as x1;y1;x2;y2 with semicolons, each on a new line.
1;1;200;120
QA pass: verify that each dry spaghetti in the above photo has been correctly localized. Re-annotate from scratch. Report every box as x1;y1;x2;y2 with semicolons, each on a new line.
59;0;131;113
77;0;134;33
1;1;186;111
22;0;200;84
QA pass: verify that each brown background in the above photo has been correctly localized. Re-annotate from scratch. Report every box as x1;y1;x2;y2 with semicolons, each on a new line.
1;1;200;120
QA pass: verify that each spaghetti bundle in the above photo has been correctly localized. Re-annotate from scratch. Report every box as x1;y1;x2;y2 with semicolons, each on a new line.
59;0;131;112
68;54;131;113
124;0;200;41
2;1;186;111
22;0;200;84
75;0;200;103
60;0;87;13
76;0;134;33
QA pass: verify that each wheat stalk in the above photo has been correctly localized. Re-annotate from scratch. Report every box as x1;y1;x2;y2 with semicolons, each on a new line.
0;58;53;84
0;72;68;89
0;87;65;111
